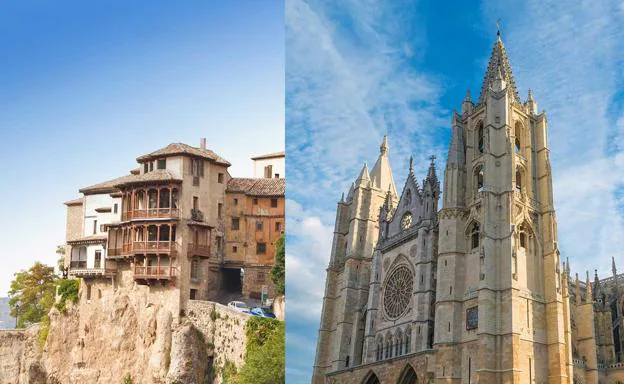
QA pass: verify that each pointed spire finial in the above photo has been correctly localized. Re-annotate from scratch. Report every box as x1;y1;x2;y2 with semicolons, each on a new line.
340;192;345;202
465;89;471;101
566;257;570;276
612;256;617;277
380;135;389;155
528;89;534;101
409;156;414;173
496;19;502;40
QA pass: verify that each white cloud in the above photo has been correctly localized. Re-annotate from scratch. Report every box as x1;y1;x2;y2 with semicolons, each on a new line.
286;0;448;205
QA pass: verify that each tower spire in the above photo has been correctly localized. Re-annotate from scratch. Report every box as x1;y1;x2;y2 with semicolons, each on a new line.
370;136;397;196
613;256;617;277
477;33;520;105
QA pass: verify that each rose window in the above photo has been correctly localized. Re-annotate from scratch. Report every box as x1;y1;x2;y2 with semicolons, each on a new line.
383;266;413;319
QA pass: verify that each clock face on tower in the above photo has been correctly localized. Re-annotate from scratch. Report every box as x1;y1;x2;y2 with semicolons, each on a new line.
401;212;413;230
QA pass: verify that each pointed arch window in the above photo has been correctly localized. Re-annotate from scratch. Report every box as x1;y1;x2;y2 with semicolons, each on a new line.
477;122;484;153
404;327;411;353
470;222;480;249
515;168;523;192
362;372;381;384
515;122;522;153
475;166;484;193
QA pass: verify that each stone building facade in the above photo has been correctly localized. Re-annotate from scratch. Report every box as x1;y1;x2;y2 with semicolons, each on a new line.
313;34;624;384
63;140;284;320
223;177;285;299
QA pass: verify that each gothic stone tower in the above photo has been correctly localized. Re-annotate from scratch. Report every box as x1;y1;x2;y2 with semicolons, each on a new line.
435;33;573;383
312;137;398;383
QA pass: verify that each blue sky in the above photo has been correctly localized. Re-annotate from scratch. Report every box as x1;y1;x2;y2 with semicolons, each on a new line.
0;1;284;296
285;0;624;382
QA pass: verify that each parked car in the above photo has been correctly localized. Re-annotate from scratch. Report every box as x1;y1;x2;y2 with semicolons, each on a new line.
250;307;276;318
227;301;250;313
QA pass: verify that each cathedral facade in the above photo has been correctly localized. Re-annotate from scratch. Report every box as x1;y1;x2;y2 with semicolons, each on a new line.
312;34;624;384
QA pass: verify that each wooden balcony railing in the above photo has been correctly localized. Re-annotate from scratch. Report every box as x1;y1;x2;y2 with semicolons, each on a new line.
107;242;178;258
121;208;180;221
133;241;177;254
133;265;177;279
69;260;117;277
188;243;211;258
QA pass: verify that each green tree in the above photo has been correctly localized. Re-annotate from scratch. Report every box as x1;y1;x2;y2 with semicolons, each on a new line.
8;262;57;328
234;317;285;384
270;235;285;295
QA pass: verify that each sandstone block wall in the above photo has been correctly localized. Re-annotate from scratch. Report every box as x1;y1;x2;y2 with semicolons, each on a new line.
186;300;249;375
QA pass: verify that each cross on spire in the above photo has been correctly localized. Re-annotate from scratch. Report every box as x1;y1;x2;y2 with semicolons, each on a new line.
429;155;436;164
496;18;501;37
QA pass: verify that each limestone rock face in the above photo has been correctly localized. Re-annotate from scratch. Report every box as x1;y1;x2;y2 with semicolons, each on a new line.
166;323;209;384
0;287;252;384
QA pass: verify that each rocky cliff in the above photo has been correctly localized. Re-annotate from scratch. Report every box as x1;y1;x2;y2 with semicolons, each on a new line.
0;286;250;384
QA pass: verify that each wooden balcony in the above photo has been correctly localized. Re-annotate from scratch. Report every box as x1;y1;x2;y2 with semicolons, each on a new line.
69;261;117;278
133;265;177;280
121;208;180;221
107;241;178;258
188;243;211;258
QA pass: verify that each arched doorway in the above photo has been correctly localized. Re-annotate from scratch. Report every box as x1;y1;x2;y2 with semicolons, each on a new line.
397;364;417;384
362;371;381;384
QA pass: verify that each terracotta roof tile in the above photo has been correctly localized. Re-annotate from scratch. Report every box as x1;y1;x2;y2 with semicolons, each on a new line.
137;143;231;166
79;175;135;194
114;170;182;187
227;178;285;197
250;151;285;160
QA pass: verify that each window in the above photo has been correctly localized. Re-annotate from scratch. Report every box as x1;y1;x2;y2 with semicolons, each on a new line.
149;162;154;171
232;245;238;253
256;221;263;231
231;218;240;230
275;173;279;178
190;158;204;178
218;203;223;218
470;222;480;249
275;222;282;232
253;198;258;205
478;122;484;153
271;198;278;208
256;243;266;254
475;166;484;193
264;165;273;178
94;251;101;269
190;289;197;300
216;236;222;252
520;232;526;248
193;196;199;210
190;259;199;280
93;220;98;235
218;173;224;183
100;224;107;232
233;198;238;205
86;284;92;301
157;159;166;169
515;122;522;153
113;203;118;214
144;163;149;173
515;169;522;192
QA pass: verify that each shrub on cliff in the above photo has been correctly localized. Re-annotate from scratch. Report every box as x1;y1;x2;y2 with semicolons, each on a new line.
231;317;285;384
8;262;57;328
55;279;80;314
270;235;285;296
